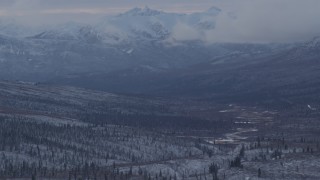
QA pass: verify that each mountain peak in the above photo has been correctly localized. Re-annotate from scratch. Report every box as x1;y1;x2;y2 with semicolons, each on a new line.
121;6;164;16
206;6;222;15
311;36;320;43
305;36;320;49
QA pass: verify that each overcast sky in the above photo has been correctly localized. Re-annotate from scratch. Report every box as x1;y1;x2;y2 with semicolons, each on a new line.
0;0;216;21
0;0;319;43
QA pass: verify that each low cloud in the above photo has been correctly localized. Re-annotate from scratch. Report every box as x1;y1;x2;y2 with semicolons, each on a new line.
172;0;320;43
0;0;319;43
171;22;203;41
207;0;320;43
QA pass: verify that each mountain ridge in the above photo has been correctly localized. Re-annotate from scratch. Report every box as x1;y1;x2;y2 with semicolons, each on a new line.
0;6;223;43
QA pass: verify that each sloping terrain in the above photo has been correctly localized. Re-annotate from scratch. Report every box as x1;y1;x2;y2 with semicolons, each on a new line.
51;38;320;108
0;81;207;179
1;33;274;82
0;6;320;180
0;7;284;83
0;82;320;179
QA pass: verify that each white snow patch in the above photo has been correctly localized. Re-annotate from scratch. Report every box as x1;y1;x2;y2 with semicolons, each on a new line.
308;104;316;111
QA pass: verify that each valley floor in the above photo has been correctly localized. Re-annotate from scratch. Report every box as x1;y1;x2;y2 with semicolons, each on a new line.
0;81;319;180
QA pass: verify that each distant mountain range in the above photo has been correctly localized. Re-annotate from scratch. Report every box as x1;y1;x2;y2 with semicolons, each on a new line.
50;37;320;106
0;7;319;107
0;6;223;42
0;6;276;81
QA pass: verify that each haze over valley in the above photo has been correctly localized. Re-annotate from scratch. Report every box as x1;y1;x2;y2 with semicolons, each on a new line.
0;1;320;179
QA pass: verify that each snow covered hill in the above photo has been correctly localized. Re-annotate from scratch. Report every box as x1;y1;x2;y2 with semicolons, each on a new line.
0;6;309;93
96;6;222;42
0;19;41;37
0;6;277;83
21;6;223;43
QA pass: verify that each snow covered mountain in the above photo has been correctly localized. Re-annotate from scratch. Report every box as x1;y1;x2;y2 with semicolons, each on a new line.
303;36;320;50
50;37;320;105
0;6;234;82
0;20;27;37
0;6;310;90
96;6;222;41
26;6;223;43
105;6;222;42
